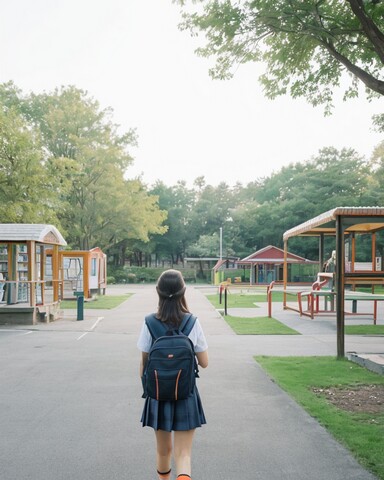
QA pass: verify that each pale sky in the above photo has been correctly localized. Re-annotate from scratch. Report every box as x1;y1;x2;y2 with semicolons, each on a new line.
1;0;383;187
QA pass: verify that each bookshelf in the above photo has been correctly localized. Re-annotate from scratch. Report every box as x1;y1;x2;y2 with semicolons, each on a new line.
0;244;29;303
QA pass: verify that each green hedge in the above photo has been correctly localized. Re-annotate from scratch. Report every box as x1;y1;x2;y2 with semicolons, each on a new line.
107;266;209;284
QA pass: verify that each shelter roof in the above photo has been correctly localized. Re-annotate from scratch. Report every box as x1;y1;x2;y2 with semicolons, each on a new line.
283;207;384;242
238;245;316;264
0;224;67;246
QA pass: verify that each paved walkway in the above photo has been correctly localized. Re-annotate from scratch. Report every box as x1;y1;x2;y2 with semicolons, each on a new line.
0;284;382;479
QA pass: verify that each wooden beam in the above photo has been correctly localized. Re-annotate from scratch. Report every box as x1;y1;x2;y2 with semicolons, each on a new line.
336;216;345;358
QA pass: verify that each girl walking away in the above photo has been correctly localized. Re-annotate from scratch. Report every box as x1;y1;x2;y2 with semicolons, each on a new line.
137;269;209;480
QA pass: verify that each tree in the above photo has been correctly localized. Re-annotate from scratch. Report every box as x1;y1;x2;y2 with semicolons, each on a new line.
175;0;384;112
150;180;196;264
0;104;61;224
228;147;373;258
188;181;234;238
21;86;167;250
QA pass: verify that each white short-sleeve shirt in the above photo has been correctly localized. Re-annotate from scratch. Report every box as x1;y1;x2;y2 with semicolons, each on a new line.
137;316;208;353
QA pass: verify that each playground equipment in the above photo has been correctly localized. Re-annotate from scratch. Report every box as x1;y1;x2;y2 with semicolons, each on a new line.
267;274;384;324
282;207;384;357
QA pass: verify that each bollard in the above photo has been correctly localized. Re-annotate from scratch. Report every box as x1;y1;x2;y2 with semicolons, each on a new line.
74;291;84;321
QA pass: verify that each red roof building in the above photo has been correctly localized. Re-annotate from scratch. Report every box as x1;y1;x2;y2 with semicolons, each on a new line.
214;245;318;284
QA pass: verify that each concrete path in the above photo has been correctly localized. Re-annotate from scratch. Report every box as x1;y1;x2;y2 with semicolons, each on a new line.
0;284;381;480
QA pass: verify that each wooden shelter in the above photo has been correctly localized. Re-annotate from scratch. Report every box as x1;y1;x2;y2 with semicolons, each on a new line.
237;245;318;284
59;247;107;300
0;224;67;324
283;207;384;357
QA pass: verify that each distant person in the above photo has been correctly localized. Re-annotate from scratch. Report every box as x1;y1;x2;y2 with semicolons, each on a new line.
325;250;336;273
325;250;336;290
137;269;209;480
0;272;4;301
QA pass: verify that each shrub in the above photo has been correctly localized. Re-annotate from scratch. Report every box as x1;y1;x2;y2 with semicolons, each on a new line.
106;266;206;284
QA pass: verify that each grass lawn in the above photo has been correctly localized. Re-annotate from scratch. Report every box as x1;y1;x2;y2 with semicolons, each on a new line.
357;286;384;294
256;356;384;480
224;315;300;335
345;324;384;335
60;294;131;309
206;292;284;308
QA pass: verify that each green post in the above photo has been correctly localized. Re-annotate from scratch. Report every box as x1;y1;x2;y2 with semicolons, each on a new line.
74;291;84;321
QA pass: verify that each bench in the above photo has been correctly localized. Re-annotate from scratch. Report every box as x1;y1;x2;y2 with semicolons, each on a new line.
308;290;384;324
36;302;61;323
267;280;384;324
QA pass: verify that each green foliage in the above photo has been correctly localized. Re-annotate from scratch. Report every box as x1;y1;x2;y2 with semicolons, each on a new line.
3;79;384;268
256;356;384;479
0;91;62;224
226;146;373;259
107;265;198;283
0;82;167;255
175;0;384;111
22;86;167;250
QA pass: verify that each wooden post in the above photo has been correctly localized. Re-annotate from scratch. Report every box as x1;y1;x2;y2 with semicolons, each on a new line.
83;253;89;298
336;215;345;358
319;233;324;273
27;241;36;308
283;240;288;308
372;233;376;293
52;245;59;302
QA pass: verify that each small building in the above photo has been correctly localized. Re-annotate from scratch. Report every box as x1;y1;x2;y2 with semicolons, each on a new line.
213;245;318;285
59;247;107;300
0;224;67;324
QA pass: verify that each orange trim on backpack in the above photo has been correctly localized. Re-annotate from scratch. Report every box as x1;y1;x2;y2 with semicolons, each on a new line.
175;369;182;401
155;370;159;400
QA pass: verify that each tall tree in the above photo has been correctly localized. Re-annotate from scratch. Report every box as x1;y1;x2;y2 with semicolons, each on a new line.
21;86;166;250
189;181;234;239
150;180;196;264
229;147;372;258
175;0;384;112
0;103;60;224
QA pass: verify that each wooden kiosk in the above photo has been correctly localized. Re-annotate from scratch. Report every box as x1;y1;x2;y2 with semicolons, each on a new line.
59;247;107;300
0;224;67;324
282;207;384;357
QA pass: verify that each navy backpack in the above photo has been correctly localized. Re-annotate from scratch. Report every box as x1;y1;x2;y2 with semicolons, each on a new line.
142;313;199;402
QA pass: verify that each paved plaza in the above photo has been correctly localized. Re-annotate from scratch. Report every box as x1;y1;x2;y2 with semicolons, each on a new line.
0;284;382;480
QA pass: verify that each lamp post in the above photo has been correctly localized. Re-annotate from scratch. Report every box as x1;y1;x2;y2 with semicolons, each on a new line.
219;227;223;260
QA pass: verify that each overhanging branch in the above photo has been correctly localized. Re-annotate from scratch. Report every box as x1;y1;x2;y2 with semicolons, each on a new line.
324;39;384;95
347;0;384;63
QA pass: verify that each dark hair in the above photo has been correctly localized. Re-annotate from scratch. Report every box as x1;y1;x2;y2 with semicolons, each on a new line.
156;269;190;326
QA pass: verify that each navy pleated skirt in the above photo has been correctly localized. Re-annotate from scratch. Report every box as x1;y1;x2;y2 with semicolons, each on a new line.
141;386;206;432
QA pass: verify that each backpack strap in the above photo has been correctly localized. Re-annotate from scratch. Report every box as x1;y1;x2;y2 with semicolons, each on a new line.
145;314;167;341
179;313;196;336
145;313;197;341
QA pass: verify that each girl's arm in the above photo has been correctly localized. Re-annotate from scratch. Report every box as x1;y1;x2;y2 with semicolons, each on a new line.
196;349;209;368
140;352;149;377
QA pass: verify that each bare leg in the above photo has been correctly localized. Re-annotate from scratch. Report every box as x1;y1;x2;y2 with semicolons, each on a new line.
174;429;195;477
155;430;173;477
